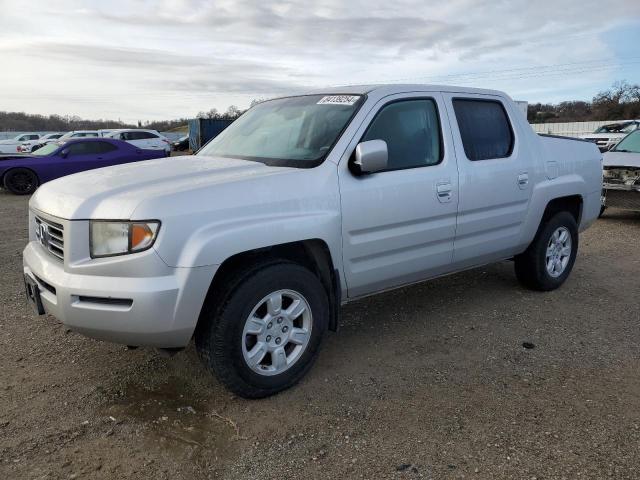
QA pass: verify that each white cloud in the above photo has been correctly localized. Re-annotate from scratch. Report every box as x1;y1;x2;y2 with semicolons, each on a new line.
0;0;638;121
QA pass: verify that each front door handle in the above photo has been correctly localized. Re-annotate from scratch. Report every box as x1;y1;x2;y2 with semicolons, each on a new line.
517;172;529;189
436;182;453;203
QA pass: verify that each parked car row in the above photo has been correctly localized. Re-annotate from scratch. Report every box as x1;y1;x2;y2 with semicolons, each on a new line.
0;138;166;194
0;129;171;155
0;133;41;153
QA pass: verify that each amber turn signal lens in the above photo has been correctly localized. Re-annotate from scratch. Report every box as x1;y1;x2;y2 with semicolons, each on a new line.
131;223;155;251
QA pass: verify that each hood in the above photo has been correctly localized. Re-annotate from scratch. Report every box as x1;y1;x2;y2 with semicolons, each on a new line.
30;155;296;220
0;153;32;161
603;151;640;169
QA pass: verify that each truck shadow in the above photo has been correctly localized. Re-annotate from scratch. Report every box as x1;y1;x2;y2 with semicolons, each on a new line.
599;208;640;222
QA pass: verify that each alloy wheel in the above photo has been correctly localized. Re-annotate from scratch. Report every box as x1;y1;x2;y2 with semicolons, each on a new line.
545;226;572;277
241;289;313;376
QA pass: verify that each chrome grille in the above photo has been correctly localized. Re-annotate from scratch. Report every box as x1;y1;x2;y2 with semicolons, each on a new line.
35;216;64;261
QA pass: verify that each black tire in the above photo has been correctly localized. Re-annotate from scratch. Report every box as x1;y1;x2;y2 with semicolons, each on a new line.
514;211;578;291
195;261;329;398
3;168;39;195
599;205;606;218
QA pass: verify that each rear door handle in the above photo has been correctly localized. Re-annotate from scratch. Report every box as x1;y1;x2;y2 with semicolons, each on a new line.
517;173;529;189
436;182;453;203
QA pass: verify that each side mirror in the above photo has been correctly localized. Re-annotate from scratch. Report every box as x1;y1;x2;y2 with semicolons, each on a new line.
351;140;388;175
60;149;69;158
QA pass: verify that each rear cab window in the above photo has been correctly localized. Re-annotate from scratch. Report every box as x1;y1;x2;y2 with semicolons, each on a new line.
452;98;514;161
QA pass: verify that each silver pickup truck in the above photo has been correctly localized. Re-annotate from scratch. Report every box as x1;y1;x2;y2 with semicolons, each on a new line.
23;85;602;398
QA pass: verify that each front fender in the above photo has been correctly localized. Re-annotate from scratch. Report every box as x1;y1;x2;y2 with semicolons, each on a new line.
159;210;343;271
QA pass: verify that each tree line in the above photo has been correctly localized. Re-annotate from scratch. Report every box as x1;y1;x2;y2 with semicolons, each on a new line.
0;103;250;133
528;81;640;123
0;111;198;133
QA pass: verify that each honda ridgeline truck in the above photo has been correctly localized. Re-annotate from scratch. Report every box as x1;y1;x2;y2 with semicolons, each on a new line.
23;85;602;398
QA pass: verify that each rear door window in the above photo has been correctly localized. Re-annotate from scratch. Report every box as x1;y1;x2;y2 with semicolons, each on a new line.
122;131;148;140
452;99;514;161
67;141;117;156
92;142;118;154
66;142;92;155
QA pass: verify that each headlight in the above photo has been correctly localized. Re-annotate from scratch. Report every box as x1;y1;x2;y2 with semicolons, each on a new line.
90;221;160;258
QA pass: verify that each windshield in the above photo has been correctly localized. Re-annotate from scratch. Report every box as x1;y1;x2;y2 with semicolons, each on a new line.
612;131;640;153
196;94;364;167
31;143;59;156
58;132;74;140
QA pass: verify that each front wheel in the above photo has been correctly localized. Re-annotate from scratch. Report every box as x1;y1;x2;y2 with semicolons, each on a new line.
195;262;328;398
3;168;39;195
514;211;578;291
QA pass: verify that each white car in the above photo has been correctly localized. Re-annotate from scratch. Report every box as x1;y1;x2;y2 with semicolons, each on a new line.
23;84;602;398
18;133;65;153
581;120;640;152
601;130;640;214
0;133;40;153
56;131;101;143
107;129;171;155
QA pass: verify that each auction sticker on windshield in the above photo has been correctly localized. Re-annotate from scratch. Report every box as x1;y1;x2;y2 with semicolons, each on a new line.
317;95;360;105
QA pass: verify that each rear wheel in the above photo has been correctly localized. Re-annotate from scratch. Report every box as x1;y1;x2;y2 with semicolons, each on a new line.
3;168;39;195
514;211;578;291
195;261;329;398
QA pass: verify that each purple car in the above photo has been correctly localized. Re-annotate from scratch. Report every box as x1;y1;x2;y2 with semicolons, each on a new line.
0;138;167;195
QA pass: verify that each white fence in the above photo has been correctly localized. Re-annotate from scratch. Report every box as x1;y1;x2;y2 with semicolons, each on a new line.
530;119;633;137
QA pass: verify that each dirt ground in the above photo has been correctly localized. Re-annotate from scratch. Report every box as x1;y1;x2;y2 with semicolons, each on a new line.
1;189;639;480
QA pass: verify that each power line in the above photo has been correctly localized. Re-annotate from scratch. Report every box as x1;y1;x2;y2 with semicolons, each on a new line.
334;59;640;87
365;57;640;83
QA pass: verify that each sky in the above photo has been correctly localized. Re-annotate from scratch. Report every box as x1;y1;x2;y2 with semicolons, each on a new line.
0;0;639;122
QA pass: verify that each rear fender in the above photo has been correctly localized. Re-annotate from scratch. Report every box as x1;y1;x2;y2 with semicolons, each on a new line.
518;175;586;248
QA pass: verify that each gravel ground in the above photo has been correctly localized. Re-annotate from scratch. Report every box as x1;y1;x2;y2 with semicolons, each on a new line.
1;189;639;479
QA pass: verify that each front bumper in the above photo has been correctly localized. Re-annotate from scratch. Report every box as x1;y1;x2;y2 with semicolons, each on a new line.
603;184;640;212
23;240;217;348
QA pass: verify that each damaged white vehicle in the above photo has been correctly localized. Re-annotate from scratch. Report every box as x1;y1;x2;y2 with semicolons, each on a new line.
602;130;640;215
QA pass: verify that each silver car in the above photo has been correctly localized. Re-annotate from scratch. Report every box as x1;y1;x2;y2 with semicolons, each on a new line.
23;85;603;398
